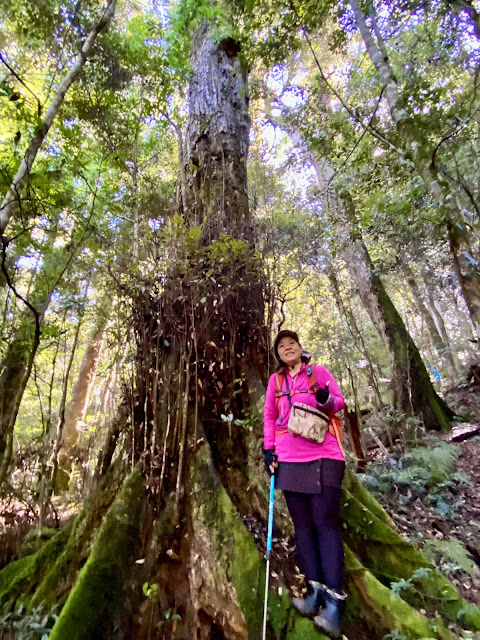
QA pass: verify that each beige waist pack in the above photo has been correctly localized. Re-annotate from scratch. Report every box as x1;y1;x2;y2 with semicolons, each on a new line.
287;402;330;444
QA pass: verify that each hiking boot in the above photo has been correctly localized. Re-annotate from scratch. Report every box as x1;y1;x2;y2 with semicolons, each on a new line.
292;580;325;618
313;588;347;639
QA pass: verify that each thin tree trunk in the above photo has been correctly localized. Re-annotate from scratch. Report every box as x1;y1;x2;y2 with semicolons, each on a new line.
55;303;109;491
38;313;83;523
327;264;384;410
349;0;480;337
0;308;45;477
402;261;459;382
343;407;366;470
62;306;109;450
0;207;94;473
0;0;116;234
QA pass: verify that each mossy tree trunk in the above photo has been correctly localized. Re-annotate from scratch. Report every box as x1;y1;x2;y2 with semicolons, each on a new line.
342;230;454;430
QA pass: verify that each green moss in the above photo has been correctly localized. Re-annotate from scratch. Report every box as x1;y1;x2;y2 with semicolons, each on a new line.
0;524;71;609
343;467;395;528
19;527;59;557
267;590;291;638
341;491;480;631
286;616;328;639
191;443;265;636
30;463;126;610
48;469;144;640
344;547;457;640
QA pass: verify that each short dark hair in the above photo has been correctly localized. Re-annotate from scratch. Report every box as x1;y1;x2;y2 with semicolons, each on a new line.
273;330;300;364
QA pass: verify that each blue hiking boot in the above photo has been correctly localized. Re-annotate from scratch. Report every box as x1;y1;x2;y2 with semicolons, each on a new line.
292;580;325;618
313;588;347;639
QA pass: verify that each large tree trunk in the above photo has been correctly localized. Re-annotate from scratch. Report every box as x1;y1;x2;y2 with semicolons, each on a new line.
349;0;480;338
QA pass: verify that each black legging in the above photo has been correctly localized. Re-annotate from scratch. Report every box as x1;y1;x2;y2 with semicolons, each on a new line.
284;488;344;590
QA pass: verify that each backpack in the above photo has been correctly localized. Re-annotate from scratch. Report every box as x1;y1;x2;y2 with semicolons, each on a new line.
274;365;345;456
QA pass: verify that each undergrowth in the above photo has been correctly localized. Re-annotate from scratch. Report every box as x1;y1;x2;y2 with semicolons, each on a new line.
0;603;57;640
357;441;469;518
422;539;477;579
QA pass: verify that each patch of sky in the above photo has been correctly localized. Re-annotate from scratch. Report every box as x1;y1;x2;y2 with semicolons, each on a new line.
62;119;77;130
148;217;163;231
114;185;127;201
146;0;171;26
17;253;41;272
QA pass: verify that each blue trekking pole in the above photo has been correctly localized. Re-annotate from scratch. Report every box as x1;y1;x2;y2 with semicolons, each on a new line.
262;473;275;640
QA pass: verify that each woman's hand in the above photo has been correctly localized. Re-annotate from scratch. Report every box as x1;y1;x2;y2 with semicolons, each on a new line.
315;380;330;405
263;449;278;477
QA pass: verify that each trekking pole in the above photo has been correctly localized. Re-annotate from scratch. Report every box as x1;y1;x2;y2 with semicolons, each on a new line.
262;473;275;640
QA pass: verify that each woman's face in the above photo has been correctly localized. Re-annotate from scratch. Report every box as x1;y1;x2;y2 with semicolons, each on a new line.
277;336;302;367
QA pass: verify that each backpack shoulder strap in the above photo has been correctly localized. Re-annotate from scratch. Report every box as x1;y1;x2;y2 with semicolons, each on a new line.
306;364;319;393
274;371;285;408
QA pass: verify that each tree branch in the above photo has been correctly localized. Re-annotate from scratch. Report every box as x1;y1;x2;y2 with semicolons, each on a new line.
0;0;117;235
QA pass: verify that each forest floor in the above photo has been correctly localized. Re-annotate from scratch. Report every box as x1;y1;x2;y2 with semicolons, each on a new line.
372;430;480;607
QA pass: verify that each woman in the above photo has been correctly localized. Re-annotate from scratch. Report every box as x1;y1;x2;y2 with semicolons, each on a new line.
263;330;347;640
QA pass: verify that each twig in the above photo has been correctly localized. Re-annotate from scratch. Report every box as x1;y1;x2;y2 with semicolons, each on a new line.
0;53;43;116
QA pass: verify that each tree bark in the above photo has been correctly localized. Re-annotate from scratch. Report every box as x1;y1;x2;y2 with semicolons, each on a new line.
180;26;252;245
401;261;459;382
0;0;116;235
0;309;44;479
326;264;384;410
55;303;110;491
349;0;480;338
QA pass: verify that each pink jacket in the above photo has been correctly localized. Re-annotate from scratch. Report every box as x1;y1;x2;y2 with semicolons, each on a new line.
263;363;346;462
